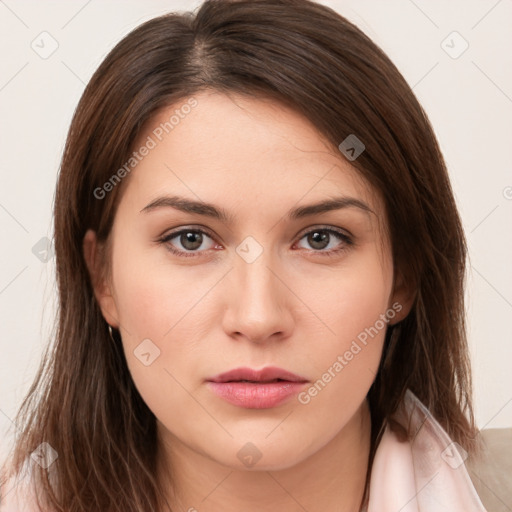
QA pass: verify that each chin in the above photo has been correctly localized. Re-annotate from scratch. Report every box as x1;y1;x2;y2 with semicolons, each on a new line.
212;438;314;472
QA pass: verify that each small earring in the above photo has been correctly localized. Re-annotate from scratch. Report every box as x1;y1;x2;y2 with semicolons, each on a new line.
107;324;116;342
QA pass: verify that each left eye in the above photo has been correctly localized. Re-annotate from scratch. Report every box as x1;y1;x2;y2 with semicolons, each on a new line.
296;228;352;252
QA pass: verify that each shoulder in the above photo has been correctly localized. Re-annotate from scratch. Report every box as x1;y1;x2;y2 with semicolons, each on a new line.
467;427;512;512
0;463;41;512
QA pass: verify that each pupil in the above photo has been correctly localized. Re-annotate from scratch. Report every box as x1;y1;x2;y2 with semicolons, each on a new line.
182;232;202;250
309;231;329;250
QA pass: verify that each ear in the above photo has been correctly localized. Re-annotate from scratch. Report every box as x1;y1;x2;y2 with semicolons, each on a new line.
83;229;120;328
388;270;416;325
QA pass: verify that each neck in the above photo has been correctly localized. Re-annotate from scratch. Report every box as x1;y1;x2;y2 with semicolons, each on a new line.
157;400;372;512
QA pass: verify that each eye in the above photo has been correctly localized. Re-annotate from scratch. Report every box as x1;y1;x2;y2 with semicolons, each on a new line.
159;228;219;258
158;225;353;259
295;227;353;256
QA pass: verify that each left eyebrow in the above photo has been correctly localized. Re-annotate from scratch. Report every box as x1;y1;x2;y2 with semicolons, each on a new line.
287;196;373;220
140;195;373;224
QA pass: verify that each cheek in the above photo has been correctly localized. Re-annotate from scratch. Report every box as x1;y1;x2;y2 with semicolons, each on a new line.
111;258;202;422
294;253;391;418
109;243;219;399
113;265;172;341
305;250;392;352
110;234;202;341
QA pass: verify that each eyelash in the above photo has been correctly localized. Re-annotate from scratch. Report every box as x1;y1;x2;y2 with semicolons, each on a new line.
157;226;354;259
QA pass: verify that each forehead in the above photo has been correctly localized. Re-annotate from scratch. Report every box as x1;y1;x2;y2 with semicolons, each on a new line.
120;90;383;223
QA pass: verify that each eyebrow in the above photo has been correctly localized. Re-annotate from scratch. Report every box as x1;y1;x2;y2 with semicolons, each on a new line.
140;195;373;223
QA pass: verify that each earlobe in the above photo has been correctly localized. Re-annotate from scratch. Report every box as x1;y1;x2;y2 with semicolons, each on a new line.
388;271;416;325
82;229;120;328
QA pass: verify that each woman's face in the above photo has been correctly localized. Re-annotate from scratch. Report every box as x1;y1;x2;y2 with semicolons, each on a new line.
85;90;409;472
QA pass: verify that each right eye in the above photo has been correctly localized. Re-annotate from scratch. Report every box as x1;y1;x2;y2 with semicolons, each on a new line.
159;228;220;258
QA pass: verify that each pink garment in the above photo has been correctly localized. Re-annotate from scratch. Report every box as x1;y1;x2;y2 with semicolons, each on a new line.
1;390;487;511
367;390;487;511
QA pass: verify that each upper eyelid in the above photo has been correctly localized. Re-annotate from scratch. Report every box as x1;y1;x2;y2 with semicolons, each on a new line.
296;224;352;239
161;225;217;242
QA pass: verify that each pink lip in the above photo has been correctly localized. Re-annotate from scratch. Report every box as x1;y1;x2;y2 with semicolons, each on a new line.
206;366;308;409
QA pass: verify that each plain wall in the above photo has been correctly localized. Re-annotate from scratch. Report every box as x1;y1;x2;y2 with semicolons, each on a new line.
1;0;511;462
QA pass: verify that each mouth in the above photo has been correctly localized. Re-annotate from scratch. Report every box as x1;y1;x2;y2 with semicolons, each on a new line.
206;367;309;409
207;366;309;384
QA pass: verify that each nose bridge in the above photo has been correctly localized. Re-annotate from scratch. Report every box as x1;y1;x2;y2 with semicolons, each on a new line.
222;243;292;342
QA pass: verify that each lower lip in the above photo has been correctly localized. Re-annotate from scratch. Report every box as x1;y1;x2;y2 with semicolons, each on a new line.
207;381;307;409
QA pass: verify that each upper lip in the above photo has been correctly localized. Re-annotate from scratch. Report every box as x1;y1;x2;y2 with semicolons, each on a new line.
207;366;308;383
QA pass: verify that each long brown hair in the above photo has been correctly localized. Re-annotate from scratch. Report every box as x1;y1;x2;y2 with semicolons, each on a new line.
1;0;477;510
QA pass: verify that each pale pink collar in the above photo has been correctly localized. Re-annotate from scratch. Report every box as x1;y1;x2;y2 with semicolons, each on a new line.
366;390;487;512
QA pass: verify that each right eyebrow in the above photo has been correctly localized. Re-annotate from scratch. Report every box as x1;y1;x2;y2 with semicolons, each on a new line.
140;195;235;224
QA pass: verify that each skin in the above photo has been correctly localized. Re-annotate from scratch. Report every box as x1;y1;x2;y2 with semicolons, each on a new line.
84;90;412;512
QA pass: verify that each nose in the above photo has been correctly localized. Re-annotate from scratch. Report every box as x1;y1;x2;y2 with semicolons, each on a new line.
221;253;294;344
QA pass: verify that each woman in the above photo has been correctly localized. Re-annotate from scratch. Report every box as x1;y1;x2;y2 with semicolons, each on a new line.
0;0;502;510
